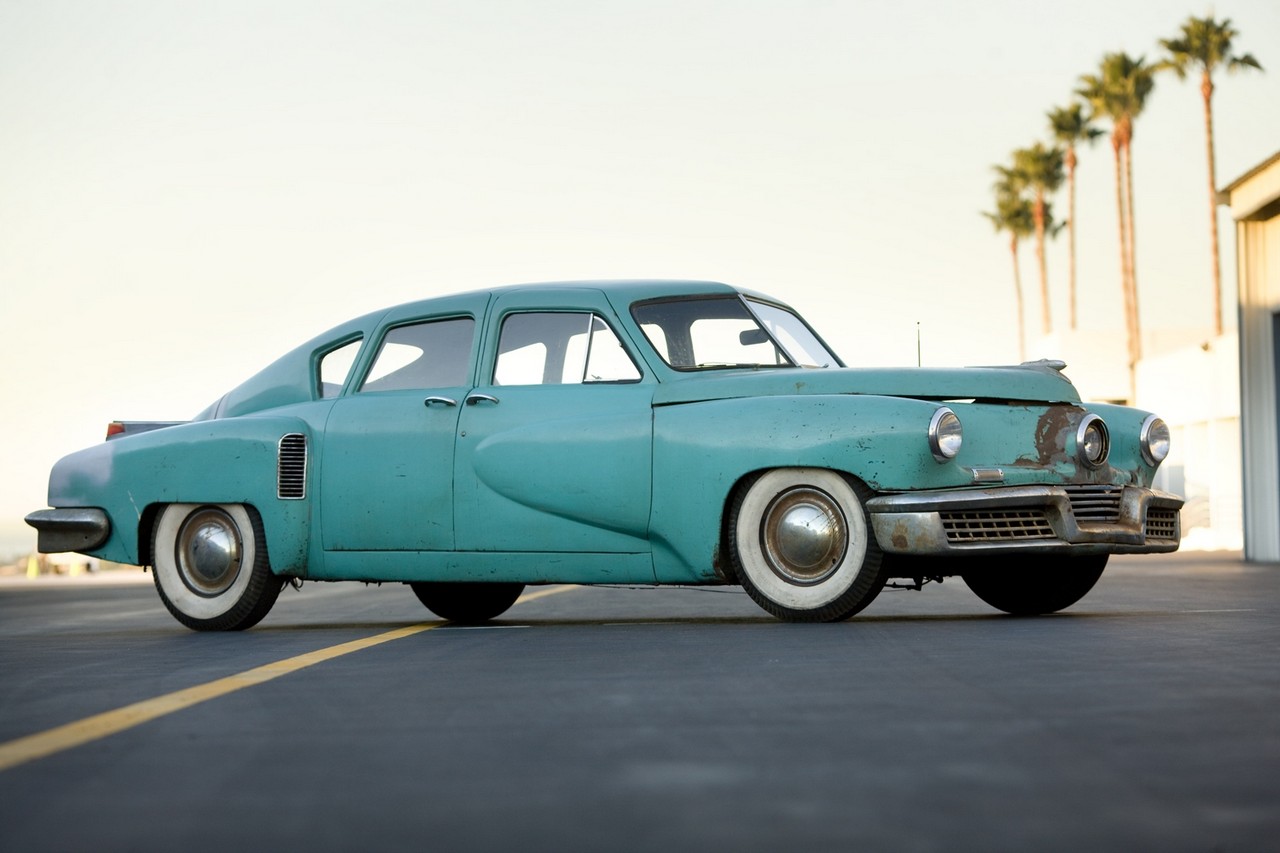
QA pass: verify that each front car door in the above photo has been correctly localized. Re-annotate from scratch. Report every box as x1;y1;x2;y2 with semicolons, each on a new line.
454;289;655;568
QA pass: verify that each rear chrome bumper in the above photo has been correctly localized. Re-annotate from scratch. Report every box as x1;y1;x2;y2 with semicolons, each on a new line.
867;485;1183;556
25;508;111;554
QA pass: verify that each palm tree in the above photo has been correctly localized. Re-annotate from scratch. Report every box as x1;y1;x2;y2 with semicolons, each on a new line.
983;177;1036;361
1011;143;1066;336
1047;103;1104;330
1160;16;1263;337
1078;53;1157;401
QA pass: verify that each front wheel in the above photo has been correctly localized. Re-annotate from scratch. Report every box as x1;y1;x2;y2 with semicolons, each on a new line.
962;554;1108;615
410;582;525;623
152;503;284;631
729;468;887;622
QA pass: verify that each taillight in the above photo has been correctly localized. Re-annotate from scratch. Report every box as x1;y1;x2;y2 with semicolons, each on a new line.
106;422;126;440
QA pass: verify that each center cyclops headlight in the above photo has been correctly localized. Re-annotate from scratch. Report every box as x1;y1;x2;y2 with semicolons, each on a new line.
928;407;963;462
1076;414;1110;469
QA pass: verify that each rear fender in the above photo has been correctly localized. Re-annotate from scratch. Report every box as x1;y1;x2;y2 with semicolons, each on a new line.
47;417;312;574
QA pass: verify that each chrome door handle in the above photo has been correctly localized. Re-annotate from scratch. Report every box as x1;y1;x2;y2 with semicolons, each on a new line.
465;393;500;406
423;396;458;407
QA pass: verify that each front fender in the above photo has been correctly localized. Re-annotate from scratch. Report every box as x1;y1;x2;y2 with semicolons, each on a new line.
649;394;955;582
45;417;312;574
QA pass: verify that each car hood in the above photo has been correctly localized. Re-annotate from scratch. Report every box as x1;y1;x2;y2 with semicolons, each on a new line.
650;362;1081;406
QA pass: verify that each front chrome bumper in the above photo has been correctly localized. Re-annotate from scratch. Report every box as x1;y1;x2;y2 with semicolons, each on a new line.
25;508;111;554
867;485;1183;556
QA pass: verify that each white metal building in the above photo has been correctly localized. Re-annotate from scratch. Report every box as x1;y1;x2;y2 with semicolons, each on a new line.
1227;150;1280;561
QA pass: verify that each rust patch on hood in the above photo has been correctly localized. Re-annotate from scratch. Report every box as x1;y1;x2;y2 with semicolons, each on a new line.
1017;404;1078;467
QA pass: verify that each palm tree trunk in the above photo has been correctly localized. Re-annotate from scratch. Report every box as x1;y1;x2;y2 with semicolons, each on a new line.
1066;147;1078;330
1123;136;1142;368
1033;192;1050;336
1011;234;1026;361
1112;134;1138;403
1202;70;1223;337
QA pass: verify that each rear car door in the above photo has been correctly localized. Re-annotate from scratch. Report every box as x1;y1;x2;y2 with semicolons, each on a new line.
320;294;487;551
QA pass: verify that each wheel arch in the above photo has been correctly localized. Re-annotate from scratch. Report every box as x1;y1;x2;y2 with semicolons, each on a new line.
139;499;307;577
652;394;942;584
715;466;875;584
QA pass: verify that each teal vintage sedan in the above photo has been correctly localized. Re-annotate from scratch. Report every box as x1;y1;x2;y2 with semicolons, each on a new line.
27;281;1183;629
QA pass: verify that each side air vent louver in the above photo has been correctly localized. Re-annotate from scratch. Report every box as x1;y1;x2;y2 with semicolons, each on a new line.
277;433;307;500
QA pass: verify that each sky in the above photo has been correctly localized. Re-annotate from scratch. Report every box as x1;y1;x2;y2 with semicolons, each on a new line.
2;0;1278;556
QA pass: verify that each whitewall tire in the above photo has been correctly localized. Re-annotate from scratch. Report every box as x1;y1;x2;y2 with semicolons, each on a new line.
152;503;283;631
729;468;887;622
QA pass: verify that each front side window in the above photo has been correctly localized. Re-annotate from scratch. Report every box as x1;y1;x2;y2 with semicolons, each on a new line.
359;317;475;392
746;299;838;368
631;295;838;370
494;312;641;385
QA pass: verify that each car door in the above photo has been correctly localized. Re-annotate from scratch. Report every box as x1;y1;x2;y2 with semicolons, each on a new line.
320;295;487;551
454;290;655;556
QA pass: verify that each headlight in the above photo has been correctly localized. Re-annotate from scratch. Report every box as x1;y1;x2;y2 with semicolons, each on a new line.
1076;414;1110;469
929;407;963;462
1140;415;1171;466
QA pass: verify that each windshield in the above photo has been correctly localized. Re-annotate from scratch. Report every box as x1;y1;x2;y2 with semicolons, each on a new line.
631;295;840;371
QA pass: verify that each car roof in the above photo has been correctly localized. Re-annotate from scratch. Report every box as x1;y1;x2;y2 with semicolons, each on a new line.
435;278;744;304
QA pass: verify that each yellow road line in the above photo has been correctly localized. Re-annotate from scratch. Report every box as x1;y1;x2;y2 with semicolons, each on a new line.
516;584;578;604
0;623;437;773
0;584;578;773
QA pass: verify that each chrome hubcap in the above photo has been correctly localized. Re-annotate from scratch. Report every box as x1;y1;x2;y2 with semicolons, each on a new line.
176;507;243;596
762;487;847;585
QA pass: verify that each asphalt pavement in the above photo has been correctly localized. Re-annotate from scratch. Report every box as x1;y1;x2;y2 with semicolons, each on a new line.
0;551;1276;852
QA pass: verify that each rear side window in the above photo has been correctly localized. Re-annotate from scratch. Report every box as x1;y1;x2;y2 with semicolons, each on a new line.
318;338;363;398
360;317;475;392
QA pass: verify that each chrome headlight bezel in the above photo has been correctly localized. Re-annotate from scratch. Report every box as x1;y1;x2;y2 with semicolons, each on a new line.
1076;414;1110;469
928;407;963;462
1140;414;1171;466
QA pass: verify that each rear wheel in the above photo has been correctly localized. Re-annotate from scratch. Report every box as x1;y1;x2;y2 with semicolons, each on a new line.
729;468;887;622
962;554;1108;615
152;503;284;631
410;582;525;623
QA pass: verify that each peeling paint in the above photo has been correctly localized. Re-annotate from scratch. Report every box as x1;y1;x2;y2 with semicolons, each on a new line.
1013;405;1077;467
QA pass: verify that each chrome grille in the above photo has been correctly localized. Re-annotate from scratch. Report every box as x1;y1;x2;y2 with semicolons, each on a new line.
1064;484;1123;523
277;433;308;500
1145;509;1179;542
941;510;1055;542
